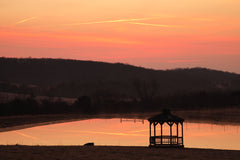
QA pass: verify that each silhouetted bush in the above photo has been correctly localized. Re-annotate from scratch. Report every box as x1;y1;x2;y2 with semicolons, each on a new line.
0;89;240;116
73;96;95;114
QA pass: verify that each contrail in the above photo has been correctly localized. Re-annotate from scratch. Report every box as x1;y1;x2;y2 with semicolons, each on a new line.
15;17;36;25
64;17;157;25
128;22;177;27
13;131;39;140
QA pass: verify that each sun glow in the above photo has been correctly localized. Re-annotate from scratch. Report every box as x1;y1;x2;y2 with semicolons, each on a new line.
0;0;240;73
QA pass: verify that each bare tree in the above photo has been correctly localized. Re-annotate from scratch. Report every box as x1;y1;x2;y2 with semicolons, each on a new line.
133;79;159;103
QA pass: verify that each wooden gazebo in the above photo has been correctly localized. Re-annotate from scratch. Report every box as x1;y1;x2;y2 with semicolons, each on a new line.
148;109;184;147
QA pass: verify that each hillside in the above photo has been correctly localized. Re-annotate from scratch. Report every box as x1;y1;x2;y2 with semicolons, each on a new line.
0;57;240;98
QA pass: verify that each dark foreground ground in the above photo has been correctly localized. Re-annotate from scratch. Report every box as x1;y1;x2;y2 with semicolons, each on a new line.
0;145;240;160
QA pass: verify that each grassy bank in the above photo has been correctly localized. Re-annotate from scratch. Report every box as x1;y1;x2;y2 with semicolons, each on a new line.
0;145;240;160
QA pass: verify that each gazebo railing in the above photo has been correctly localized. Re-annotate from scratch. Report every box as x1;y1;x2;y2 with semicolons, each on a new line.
150;136;183;146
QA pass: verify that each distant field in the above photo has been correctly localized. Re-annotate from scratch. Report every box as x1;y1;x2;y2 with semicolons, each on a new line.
0;92;76;104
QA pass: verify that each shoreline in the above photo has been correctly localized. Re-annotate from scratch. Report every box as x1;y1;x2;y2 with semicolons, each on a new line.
0;145;240;160
1;107;240;132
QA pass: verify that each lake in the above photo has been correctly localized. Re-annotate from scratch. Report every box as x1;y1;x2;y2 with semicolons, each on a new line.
0;118;239;150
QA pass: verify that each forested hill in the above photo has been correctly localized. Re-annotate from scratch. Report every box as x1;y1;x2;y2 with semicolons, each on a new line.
1;57;240;97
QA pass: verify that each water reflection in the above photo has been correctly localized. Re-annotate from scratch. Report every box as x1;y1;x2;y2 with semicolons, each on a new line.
185;122;240;150
0;119;239;150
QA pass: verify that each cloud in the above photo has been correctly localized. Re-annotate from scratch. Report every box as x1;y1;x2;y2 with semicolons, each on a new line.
0;27;139;46
167;60;201;63
64;17;157;26
192;18;213;21
15;17;36;25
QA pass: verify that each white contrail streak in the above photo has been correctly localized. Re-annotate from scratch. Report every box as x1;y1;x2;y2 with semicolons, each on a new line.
128;22;177;27
15;17;36;25
64;17;158;25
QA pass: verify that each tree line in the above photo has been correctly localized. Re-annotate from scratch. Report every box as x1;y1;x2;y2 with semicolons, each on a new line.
0;90;240;116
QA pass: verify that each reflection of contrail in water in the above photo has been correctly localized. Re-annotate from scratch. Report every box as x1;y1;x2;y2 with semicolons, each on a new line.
129;129;148;133
13;131;39;140
15;17;36;25
64;17;157;25
61;129;146;137
84;131;146;136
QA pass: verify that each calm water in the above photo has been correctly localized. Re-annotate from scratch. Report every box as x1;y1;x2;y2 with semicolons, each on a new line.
0;118;240;150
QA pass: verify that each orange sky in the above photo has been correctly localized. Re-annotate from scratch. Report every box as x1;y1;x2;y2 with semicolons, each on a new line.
1;0;240;73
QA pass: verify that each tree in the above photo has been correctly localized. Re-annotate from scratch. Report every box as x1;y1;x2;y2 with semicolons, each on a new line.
133;79;159;103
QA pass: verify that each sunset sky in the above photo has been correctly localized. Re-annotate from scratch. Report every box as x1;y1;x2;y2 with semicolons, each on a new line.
1;0;240;73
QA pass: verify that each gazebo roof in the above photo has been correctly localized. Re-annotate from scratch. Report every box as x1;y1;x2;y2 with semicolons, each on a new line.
148;109;184;123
